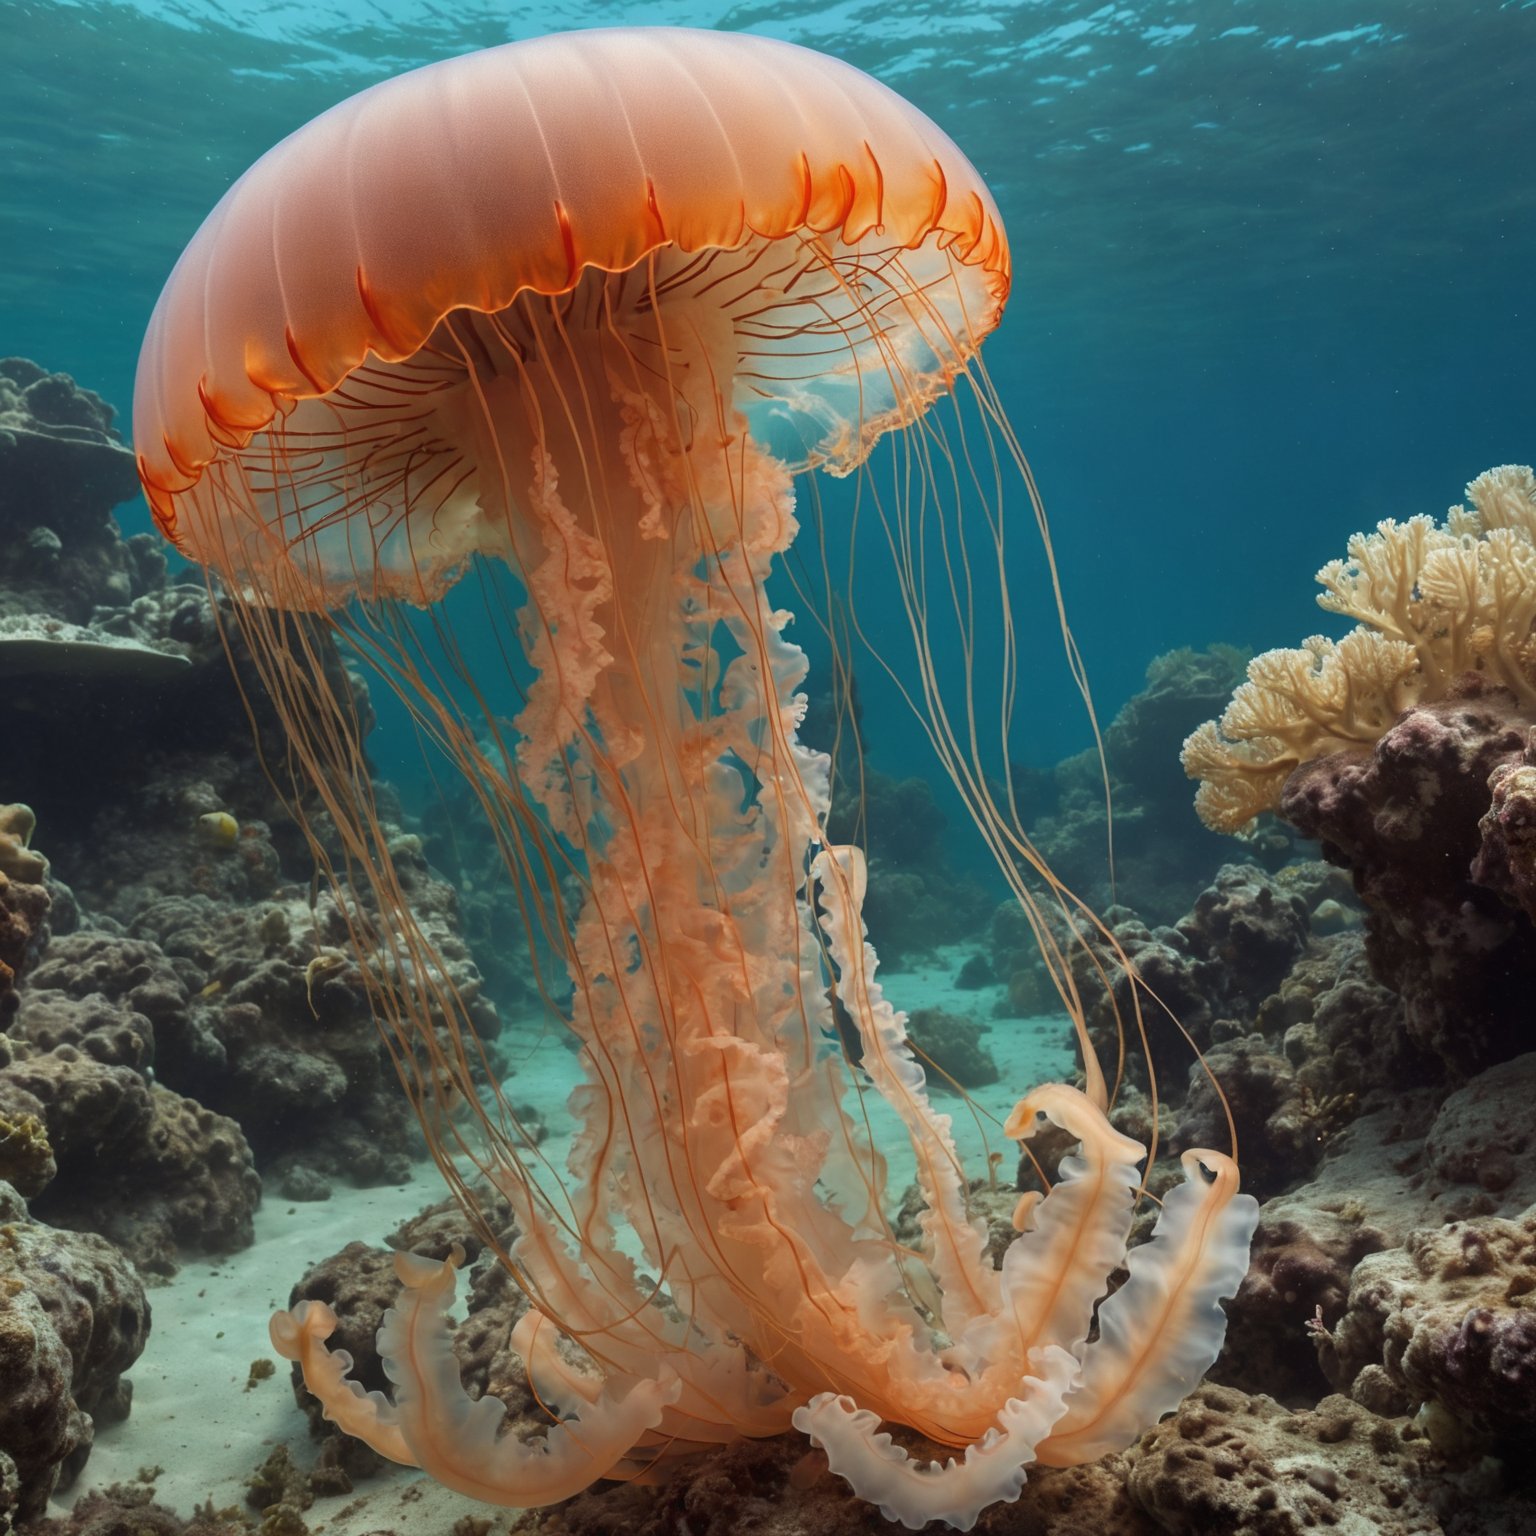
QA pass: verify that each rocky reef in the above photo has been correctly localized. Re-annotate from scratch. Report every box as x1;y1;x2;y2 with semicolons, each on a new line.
1281;678;1535;1077
1184;464;1536;1081
0;360;501;1523
0;1180;150;1530
1021;644;1273;927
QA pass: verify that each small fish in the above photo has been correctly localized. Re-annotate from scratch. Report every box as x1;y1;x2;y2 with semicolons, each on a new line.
197;811;239;849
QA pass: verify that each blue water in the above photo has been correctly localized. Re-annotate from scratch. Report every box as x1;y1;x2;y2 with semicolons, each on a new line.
5;0;1534;772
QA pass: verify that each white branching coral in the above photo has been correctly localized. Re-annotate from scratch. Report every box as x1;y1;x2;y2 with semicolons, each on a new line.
1183;463;1536;833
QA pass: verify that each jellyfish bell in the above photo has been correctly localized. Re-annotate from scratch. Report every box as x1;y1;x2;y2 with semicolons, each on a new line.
134;27;1006;600
135;26;1255;1527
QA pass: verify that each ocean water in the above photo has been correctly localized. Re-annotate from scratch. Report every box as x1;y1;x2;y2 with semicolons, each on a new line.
5;8;1536;1530
7;0;1535;772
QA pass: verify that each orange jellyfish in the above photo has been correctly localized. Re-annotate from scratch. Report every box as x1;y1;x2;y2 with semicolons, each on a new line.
134;28;1256;1528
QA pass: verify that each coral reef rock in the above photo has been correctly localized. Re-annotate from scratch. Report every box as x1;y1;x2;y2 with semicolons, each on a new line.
0;357;148;627
1127;1386;1447;1535
1281;679;1535;1076
1184;462;1536;834
0;1180;150;1526
1221;1054;1536;1405
1326;1210;1536;1443
1028;644;1259;925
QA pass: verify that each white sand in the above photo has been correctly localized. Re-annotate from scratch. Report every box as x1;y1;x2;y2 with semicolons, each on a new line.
52;947;1072;1532
52;1168;524;1534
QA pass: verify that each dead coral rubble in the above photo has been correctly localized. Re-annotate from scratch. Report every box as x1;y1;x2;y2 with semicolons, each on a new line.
18;1486;247;1536
1127;1386;1449;1535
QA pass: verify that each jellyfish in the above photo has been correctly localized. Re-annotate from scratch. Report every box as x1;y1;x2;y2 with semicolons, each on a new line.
134;28;1256;1529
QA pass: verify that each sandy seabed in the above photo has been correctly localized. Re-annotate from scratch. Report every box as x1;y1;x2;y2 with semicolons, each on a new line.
53;949;1069;1534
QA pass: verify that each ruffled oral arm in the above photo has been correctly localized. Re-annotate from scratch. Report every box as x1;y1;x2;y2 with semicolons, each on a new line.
378;1248;681;1507
268;1300;416;1466
792;1344;1079;1533
1035;1147;1259;1466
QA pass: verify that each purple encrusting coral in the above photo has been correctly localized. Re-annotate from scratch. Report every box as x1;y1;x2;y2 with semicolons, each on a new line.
1281;678;1536;1077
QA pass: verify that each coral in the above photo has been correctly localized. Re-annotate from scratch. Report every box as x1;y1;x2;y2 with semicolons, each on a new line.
0;1273;81;1530
0;615;191;684
0;810;52;1028
1474;756;1536;924
2;890;263;1274
953;952;994;990
1;1039;153;1171
1172;1033;1313;1201
0;357;153;627
119;871;474;1186
1280;680;1535;1075
1247;927;1442;1133
54;1085;260;1274
1215;1100;1423;1403
1027;645;1258;924
0;1189;150;1524
4;1211;151;1426
2;1037;259;1275
245;1445;314;1515
1219;1054;1536;1402
22;1487;248;1536
1071;863;1312;1090
0;1109;54;1200
1326;1211;1536;1442
0;807;44;886
1421;1053;1536;1211
1178;864;1313;1005
1126;1385;1444;1535
5;819;484;1204
904;1007;999;1089
1184;462;1536;832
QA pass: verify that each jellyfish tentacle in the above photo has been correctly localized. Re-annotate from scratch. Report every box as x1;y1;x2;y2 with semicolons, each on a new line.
268;1299;416;1466
792;1344;1079;1533
810;842;999;1335
1034;1148;1259;1467
985;1083;1144;1364
377;1248;682;1506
